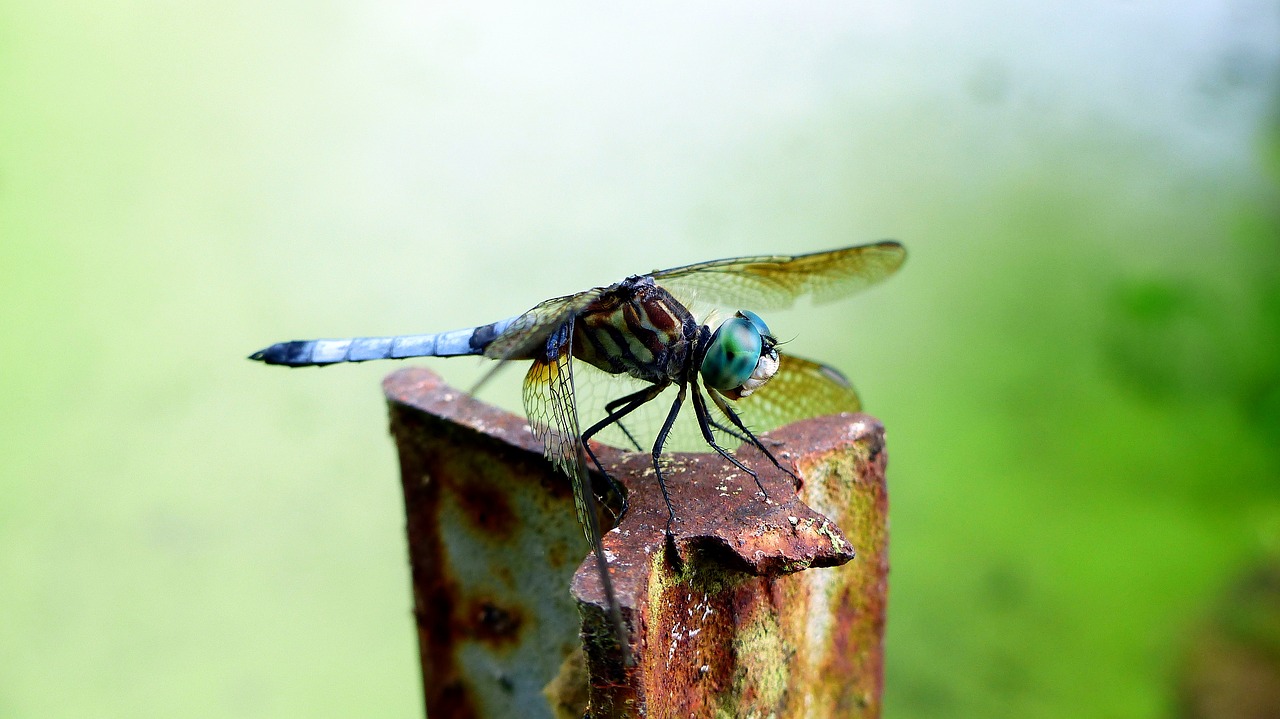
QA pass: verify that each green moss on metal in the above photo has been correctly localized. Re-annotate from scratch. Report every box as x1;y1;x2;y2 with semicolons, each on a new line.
723;604;789;717
657;546;751;596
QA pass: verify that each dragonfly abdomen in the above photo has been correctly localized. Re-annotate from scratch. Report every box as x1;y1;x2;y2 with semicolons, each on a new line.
250;317;517;367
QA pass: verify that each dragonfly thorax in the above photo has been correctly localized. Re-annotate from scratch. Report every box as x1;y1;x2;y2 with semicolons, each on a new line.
699;310;780;400
571;277;700;384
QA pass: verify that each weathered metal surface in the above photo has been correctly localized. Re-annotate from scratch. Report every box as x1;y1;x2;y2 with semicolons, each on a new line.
385;366;888;719
386;368;607;719
574;406;888;718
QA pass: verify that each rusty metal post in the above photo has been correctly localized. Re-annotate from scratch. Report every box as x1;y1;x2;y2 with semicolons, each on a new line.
385;367;888;719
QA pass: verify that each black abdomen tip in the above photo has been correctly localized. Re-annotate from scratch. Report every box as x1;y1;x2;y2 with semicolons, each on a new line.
248;341;314;366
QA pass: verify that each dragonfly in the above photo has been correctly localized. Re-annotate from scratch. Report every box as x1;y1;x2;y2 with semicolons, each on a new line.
249;241;906;665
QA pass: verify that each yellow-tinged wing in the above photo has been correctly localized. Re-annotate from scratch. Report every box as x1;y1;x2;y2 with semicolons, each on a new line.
520;320;632;664
731;354;862;432
651;240;905;311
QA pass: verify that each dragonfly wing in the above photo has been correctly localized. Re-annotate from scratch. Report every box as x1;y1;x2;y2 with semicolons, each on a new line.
470;289;603;396
651;240;905;311
522;320;633;663
729;354;862;433
522;323;589;504
484;290;603;362
572;361;716;453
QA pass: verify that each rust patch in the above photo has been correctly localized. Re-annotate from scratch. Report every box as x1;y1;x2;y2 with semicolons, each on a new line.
388;367;608;719
460;599;525;646
387;366;889;719
643;557;753;718
392;401;478;719
453;473;517;541
572;407;888;718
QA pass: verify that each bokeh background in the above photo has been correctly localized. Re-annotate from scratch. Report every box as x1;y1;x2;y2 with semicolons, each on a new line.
3;2;1279;717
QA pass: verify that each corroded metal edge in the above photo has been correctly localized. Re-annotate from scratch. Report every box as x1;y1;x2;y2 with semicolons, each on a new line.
385;367;888;719
387;368;602;719
576;414;888;718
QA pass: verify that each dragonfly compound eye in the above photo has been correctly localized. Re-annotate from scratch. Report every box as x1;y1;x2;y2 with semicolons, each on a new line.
737;310;772;339
701;316;764;392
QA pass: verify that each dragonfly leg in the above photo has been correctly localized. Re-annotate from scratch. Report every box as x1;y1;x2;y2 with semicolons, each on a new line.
602;394;646;452
615;422;644;452
689;379;769;499
707;417;751;445
709;391;803;489
582;383;670;523
651;383;688;536
581;442;628;523
582;417;630;522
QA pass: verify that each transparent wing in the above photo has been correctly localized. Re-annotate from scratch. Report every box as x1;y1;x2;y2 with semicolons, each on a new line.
573;355;858;455
728;354;862;433
522;321;631;664
484;289;603;362
572;362;709;454
650;240;905;311
470;289;604;396
521;323;590;516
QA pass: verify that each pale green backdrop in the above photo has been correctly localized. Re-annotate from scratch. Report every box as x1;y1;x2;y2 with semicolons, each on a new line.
2;2;1278;717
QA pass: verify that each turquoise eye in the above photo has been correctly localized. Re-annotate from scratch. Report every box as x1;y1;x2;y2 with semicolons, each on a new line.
700;317;763;391
738;310;772;339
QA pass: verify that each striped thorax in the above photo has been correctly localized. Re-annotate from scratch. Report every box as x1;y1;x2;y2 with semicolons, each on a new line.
572;276;698;384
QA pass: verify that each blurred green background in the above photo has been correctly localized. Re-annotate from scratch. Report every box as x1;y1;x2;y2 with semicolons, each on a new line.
3;2;1278;717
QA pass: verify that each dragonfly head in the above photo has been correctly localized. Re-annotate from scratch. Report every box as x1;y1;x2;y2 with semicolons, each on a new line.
700;310;780;400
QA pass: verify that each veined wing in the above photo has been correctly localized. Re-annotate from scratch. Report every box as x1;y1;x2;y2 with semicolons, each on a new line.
521;320;632;664
572;361;708;453
470;288;603;396
483;289;603;362
650;241;905;311
522;322;589;488
730;354;862;433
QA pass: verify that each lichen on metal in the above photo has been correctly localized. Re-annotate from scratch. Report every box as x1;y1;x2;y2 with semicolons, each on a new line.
386;366;888;719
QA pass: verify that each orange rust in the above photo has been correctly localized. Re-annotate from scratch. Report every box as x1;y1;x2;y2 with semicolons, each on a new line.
574;412;888;718
454;477;517;541
388;368;597;719
386;367;888;719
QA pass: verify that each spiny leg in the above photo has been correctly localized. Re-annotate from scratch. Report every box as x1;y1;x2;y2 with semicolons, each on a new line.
616;423;645;452
709;390;802;488
582;383;670;523
581;443;628;524
651;382;688;535
689;377;769;498
708;417;752;445
602;393;647;452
